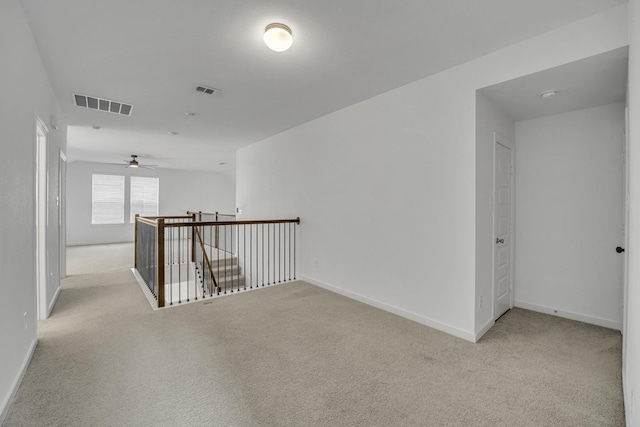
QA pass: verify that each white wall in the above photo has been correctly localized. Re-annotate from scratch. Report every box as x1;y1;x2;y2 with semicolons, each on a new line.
475;92;515;336
237;6;629;342
66;161;236;245
624;0;640;423
0;0;67;422
514;103;625;329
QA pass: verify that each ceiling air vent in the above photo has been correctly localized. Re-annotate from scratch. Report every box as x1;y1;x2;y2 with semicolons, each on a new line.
195;85;223;95
73;94;133;116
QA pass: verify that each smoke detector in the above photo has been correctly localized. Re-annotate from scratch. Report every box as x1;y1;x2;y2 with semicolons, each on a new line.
540;90;558;99
73;94;133;116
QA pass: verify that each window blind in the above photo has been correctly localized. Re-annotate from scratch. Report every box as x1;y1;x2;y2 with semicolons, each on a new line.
130;176;159;222
92;174;125;224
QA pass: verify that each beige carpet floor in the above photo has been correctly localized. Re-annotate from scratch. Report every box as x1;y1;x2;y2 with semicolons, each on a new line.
66;243;134;275
3;246;624;426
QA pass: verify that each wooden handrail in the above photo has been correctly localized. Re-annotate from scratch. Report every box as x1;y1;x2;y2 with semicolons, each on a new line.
187;211;236;217
136;215;195;227
144;215;193;220
136;217;159;227
193;226;218;291
164;218;300;228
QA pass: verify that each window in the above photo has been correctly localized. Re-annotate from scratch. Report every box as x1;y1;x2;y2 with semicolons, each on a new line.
130;176;159;222
92;174;125;224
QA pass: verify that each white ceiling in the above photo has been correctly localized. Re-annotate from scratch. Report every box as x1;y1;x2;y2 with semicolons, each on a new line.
480;47;628;122
20;0;627;174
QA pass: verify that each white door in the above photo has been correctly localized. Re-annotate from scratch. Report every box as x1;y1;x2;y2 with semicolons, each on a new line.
494;139;513;319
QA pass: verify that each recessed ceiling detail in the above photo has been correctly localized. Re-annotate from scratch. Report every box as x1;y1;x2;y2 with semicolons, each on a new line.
73;94;133;116
195;85;223;95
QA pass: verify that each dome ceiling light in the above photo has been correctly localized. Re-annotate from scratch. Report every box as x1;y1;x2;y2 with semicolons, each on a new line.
264;23;293;52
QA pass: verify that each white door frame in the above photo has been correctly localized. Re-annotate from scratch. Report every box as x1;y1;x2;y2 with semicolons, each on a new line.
59;150;67;280
492;132;515;319
623;107;630;339
35;115;49;320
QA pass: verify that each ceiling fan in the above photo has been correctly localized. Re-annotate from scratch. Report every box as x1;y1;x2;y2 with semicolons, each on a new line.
109;155;157;169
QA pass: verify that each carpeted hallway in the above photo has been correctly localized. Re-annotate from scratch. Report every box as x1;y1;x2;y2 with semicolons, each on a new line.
2;245;624;426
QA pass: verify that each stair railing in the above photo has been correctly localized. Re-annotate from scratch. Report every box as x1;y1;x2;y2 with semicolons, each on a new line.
193;224;219;297
134;214;195;307
186;211;236;249
135;214;300;309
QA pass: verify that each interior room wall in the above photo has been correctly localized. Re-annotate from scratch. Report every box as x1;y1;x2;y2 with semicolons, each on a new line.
514;103;625;329
475;92;515;336
66;161;236;246
0;0;67;422
624;0;640;422
236;6;628;342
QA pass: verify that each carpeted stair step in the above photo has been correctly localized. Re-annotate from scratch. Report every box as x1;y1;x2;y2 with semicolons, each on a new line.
208;274;246;293
194;263;240;278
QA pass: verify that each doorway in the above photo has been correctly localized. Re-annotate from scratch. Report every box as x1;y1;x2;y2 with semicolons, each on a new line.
477;48;627;334
493;133;514;320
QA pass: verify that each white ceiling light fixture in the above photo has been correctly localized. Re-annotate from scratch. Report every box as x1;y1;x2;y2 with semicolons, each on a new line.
540;89;558;99
264;23;293;52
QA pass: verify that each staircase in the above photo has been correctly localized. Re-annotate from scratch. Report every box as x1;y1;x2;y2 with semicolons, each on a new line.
162;245;245;305
201;246;246;293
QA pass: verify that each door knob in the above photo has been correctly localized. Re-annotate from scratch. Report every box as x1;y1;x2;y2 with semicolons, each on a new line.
496;238;504;244
616;247;625;253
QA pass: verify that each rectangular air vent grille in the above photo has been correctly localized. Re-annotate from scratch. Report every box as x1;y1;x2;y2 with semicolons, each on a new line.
73;94;133;116
195;85;223;95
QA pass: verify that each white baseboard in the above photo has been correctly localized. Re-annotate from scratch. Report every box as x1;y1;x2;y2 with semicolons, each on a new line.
47;285;61;318
514;300;622;331
0;338;37;425
301;275;476;342
131;268;160;310
474;318;495;342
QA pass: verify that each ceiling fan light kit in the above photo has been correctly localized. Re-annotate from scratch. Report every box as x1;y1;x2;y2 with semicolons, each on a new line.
105;155;158;169
127;155;157;169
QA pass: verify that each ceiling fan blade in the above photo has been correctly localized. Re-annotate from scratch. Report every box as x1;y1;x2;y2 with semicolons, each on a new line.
139;165;157;170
